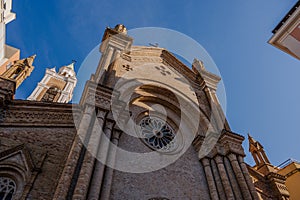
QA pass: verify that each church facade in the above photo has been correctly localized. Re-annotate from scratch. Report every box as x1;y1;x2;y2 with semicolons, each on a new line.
0;23;286;200
0;1;297;200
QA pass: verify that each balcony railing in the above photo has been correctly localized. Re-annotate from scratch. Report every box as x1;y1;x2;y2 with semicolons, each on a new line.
277;158;300;169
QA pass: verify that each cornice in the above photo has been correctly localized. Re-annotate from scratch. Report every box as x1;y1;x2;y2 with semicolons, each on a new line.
0;100;79;127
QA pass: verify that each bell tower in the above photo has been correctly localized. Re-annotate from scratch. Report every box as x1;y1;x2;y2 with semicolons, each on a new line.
95;24;133;86
27;62;77;103
248;134;290;199
248;133;271;167
0;54;35;88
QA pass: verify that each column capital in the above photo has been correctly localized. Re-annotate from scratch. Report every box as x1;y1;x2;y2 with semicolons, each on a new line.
227;153;238;162
112;129;122;141
97;109;107;119
201;157;211;167
105;120;115;131
214;155;224;164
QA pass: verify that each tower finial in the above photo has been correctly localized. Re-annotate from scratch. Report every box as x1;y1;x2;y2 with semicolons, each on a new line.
26;54;37;66
248;133;257;145
65;61;75;71
248;134;271;167
114;24;127;34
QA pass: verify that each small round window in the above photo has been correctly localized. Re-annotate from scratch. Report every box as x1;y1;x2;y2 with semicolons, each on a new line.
139;117;177;152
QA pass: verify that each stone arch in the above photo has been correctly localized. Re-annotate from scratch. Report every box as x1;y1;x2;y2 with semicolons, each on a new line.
41;86;61;102
128;84;211;138
0;165;26;200
9;66;23;79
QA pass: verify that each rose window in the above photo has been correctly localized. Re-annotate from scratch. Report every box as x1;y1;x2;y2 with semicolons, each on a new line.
139;117;176;151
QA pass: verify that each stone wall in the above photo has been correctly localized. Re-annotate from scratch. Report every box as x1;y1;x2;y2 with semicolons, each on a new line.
110;133;211;200
0;100;77;199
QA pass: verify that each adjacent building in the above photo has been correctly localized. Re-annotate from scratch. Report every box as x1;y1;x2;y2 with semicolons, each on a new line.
0;0;20;75
266;1;300;199
269;1;300;60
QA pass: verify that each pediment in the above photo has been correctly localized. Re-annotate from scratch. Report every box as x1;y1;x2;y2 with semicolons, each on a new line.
0;144;35;173
125;46;199;83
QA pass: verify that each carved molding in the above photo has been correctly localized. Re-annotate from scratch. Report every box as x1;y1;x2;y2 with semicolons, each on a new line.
219;130;246;157
0;101;79;127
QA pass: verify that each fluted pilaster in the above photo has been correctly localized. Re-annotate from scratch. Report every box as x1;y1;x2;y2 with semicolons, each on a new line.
202;158;219;200
215;155;235;200
224;157;243;199
228;153;252;200
99;129;122;200
211;159;226;199
238;156;259;200
53;105;94;200
87;120;114;199
72;110;106;199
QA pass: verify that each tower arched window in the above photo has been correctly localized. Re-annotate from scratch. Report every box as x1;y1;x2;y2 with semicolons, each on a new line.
0;177;16;200
9;67;22;79
41;87;59;102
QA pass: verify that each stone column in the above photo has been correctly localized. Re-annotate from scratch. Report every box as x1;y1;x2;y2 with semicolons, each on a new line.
53;104;94;200
261;150;270;163
215;156;235;200
99;129;122;200
256;151;265;165
228;153;252;200
224;157;243;199
87;120;114;200
113;49;121;61
238;156;259;199
211;159;226;199
204;87;224;132
72;110;106;199
96;46;114;83
201;158;219;200
103;47;114;70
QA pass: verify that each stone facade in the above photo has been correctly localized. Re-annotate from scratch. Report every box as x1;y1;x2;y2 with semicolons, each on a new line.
0;101;78;199
54;25;259;200
0;24;290;200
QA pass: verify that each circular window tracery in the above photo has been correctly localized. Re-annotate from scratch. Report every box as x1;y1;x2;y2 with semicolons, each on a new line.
0;177;16;200
139;117;176;152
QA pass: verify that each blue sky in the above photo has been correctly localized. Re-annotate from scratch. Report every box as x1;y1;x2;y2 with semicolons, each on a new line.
7;0;299;166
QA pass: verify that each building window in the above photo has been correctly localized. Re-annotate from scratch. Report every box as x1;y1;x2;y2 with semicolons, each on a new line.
41;87;59;102
139;117;176;152
0;177;16;200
